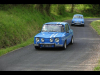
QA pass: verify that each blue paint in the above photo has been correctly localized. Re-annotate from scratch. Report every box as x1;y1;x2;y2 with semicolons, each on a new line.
71;14;85;25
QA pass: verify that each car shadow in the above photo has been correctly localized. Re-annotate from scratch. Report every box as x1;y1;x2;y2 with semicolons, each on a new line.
71;25;84;27
35;43;74;51
35;47;64;51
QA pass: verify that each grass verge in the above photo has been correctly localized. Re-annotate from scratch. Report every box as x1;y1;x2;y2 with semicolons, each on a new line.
90;20;100;71
94;60;100;71
90;20;100;35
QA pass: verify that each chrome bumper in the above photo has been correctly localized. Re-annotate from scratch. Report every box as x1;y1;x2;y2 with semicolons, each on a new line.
71;23;84;25
34;44;39;46
71;23;74;24
34;43;63;47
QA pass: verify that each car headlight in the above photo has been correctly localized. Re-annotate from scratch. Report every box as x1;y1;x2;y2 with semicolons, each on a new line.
50;38;53;42
55;38;59;42
72;20;74;23
36;37;39;42
41;38;44;42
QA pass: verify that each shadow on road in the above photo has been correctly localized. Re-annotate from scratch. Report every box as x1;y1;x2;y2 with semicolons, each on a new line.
35;47;64;51
71;25;84;27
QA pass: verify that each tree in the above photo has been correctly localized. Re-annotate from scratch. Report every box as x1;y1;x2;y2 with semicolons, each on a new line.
71;4;75;13
44;4;51;15
87;4;100;15
34;4;43;13
57;4;66;15
34;4;51;15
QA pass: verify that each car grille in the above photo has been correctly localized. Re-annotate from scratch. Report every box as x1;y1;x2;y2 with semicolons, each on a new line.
75;21;81;25
44;38;50;42
75;23;81;25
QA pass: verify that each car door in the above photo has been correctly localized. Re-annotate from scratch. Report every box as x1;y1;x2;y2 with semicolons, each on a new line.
65;24;70;45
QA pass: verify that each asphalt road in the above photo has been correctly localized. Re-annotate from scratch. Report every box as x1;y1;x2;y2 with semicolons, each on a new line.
0;18;100;71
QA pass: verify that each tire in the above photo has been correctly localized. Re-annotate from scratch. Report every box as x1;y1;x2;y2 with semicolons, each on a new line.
71;24;73;26
63;41;67;50
82;24;84;27
35;46;40;50
70;36;73;44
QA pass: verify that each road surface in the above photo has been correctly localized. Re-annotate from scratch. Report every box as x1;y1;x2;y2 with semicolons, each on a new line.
0;18;100;71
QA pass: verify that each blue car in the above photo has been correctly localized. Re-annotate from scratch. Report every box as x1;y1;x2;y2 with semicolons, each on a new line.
71;14;85;26
34;22;73;50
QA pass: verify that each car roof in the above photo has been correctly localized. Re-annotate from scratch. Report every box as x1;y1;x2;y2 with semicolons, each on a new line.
74;14;83;16
44;22;68;25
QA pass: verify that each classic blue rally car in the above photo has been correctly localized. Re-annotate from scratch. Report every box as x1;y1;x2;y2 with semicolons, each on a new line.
71;14;85;26
34;22;73;50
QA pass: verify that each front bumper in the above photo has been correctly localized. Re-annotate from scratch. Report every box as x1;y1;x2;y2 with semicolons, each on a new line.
71;22;84;25
34;43;63;47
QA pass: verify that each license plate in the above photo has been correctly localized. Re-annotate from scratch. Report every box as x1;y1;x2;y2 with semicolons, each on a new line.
44;44;52;47
75;23;80;25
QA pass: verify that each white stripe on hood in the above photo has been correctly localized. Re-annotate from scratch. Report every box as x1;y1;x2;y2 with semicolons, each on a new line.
53;33;58;38
50;33;55;38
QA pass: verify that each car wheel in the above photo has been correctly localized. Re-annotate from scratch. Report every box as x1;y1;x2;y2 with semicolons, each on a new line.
63;41;67;50
35;46;40;50
82;24;84;27
71;24;73;26
70;36;73;44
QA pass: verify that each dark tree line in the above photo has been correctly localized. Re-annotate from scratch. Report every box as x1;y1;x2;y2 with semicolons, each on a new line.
34;4;100;16
0;4;100;16
34;4;51;15
34;4;66;15
87;4;100;15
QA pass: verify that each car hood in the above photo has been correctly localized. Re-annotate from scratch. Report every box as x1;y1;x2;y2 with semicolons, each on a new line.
35;32;65;38
72;18;84;21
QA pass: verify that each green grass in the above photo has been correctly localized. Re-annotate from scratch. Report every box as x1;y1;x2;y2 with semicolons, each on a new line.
0;36;34;56
94;60;100;71
91;20;100;35
0;4;100;57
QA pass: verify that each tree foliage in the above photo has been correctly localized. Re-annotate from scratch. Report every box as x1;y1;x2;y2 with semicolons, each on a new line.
57;4;66;15
71;4;75;13
85;4;100;15
34;4;51;15
1;4;100;16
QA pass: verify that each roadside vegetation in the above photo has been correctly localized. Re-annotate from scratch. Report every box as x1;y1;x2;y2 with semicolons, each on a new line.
94;60;100;71
0;4;100;57
91;20;100;35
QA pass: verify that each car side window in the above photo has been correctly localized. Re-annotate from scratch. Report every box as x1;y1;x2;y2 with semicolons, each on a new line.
82;16;84;18
65;24;67;32
67;24;69;31
61;26;64;32
65;24;69;32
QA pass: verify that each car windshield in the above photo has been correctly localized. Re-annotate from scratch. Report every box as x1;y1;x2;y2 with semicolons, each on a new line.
41;24;64;32
73;15;83;19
